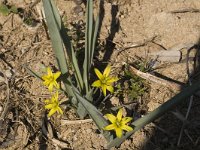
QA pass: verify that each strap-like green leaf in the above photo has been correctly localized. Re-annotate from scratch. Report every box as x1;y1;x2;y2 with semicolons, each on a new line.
47;0;84;91
73;86;112;142
43;0;75;97
90;3;100;65
83;0;93;93
43;0;67;75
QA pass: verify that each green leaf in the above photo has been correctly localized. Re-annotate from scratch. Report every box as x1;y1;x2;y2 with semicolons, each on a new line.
43;0;74;97
83;0;93;93
90;2;100;65
107;79;200;148
23;65;42;80
77;89;93;118
43;0;67;74
73;86;112;142
45;0;84;91
0;4;10;16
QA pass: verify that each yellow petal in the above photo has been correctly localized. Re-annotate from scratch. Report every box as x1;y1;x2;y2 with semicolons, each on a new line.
107;77;118;84
103;65;111;77
47;67;53;76
48;108;57;117
48;83;54;92
94;68;103;80
117;109;123;121
54;71;61;80
43;80;50;86
103;124;116;131
105;114;116;123
42;75;48;81
92;80;101;87
102;84;107;96
54;81;60;89
115;127;123;138
45;104;54;109
57;107;63;114
106;85;114;93
121;125;133;132
122;117;133;124
44;99;50;103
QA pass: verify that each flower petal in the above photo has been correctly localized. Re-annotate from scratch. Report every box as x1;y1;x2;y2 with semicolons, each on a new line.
54;81;60;89
42;75;48;81
48;108;57;117
94;68;103;80
103;65;111;77
92;80;101;87
102;84;107;96
122;117;133;124
105;114;116;123
54;71;61;80
45;104;54;109
48;83;54;92
115;127;123;138
121;125;133;132
53;92;59;102
57;107;63;114
117;109;123;121
106;85;114;93
47;67;53;76
107;77;118;84
103;124;116;130
44;99;50;103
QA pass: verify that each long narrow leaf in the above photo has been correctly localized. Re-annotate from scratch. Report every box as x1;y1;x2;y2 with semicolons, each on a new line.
90;3;100;65
83;0;93;93
107;79;200;148
72;86;112;142
43;0;67;74
50;2;84;90
43;0;74;97
77;89;93;118
87;0;93;66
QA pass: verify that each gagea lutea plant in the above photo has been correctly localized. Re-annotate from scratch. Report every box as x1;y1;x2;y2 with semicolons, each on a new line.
25;0;200;148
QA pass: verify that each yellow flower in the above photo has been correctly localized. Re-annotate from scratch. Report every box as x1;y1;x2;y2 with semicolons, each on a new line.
44;91;63;117
92;65;118;96
103;109;133;138
42;67;61;92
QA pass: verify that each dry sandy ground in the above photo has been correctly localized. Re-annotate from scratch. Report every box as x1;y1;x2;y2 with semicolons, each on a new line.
0;0;200;149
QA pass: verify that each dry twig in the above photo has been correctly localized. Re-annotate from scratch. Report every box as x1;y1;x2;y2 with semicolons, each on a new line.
61;119;93;126
169;8;200;14
116;36;157;56
129;66;182;91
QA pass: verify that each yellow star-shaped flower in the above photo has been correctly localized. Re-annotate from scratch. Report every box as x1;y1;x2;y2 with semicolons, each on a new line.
103;108;133;138
92;65;118;96
44;91;63;117
42;67;61;92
